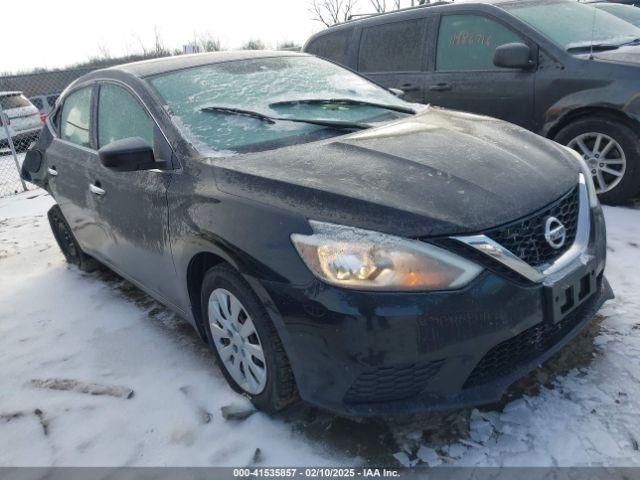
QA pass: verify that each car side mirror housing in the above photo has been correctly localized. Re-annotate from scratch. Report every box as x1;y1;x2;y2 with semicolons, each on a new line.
22;147;43;176
98;137;157;172
21;146;44;184
493;42;533;69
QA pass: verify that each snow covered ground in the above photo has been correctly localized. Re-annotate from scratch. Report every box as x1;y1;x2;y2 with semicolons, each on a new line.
1;190;639;467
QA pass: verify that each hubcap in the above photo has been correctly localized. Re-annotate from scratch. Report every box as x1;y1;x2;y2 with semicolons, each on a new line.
568;132;626;194
207;288;267;395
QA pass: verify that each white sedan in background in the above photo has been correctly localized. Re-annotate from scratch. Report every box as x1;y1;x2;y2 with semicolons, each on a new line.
0;91;43;152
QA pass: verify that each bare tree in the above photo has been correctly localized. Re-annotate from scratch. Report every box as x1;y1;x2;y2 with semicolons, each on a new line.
96;42;111;60
368;0;407;12
309;0;359;27
278;41;302;51
195;32;222;52
135;26;170;57
368;0;387;12
152;26;169;56
242;39;266;50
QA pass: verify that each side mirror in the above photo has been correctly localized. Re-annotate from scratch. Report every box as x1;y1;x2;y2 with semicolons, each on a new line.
21;147;43;182
98;137;157;172
493;42;533;69
389;88;406;99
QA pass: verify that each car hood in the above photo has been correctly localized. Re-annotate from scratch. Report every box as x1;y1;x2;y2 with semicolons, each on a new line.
590;45;640;65
211;108;579;238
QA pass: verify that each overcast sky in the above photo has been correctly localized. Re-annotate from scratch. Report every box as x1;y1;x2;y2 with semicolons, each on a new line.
1;0;418;73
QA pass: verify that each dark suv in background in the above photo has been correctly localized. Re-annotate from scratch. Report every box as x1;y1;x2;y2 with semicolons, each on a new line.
303;0;640;204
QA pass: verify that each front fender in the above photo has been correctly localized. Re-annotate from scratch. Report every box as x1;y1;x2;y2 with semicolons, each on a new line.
168;166;314;358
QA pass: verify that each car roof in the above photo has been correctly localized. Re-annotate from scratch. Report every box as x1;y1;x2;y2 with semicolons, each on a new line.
103;50;311;78
322;0;566;29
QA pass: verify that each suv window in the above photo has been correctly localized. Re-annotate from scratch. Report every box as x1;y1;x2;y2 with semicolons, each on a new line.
31;98;44;111
359;19;426;72
60;87;92;148
98;84;154;148
306;27;354;66
436;14;524;71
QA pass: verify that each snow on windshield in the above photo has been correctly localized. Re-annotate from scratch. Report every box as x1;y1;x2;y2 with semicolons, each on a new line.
149;56;408;155
507;1;640;50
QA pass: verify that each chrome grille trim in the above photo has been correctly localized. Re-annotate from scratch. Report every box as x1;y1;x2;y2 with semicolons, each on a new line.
452;174;591;283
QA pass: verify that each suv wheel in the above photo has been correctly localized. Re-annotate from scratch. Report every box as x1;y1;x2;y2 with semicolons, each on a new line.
555;116;640;204
200;264;297;413
47;205;98;272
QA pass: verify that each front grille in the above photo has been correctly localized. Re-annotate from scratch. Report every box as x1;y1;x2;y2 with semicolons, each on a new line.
485;186;580;268
344;360;444;404
463;289;597;389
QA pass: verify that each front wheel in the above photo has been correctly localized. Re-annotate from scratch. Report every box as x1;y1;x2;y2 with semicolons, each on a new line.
200;264;297;413
556;116;640;205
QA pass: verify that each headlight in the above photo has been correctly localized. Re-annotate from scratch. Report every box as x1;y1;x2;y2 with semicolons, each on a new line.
291;221;483;291
563;146;600;207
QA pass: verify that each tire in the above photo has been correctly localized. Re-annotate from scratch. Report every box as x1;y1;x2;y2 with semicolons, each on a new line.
555;115;640;205
200;264;297;413
47;205;98;272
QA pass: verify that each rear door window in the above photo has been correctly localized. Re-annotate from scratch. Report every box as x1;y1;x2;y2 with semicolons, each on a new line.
306;27;354;66
60;87;92;148
97;84;154;148
436;14;524;71
359;19;427;72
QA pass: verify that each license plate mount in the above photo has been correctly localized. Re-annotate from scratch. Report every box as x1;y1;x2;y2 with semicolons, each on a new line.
545;265;597;324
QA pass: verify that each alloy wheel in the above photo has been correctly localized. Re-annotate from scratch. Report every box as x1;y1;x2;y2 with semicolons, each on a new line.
568;132;626;194
207;288;267;395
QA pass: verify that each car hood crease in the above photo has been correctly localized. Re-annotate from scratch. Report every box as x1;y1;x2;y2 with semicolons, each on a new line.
211;109;579;238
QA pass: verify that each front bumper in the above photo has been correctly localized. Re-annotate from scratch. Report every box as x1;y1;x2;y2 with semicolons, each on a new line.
259;207;612;417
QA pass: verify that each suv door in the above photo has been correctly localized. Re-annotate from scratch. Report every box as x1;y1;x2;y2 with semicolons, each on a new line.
357;17;430;103
424;13;536;129
92;82;179;305
46;86;103;253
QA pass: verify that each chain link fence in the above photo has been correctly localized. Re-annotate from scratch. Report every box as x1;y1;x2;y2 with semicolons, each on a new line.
0;68;92;197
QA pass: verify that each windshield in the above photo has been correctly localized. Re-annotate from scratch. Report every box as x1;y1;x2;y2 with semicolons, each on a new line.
595;3;640;28
149;56;412;155
504;0;640;51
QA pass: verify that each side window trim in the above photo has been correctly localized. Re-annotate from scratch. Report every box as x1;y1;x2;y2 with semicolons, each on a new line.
357;17;429;73
434;10;537;73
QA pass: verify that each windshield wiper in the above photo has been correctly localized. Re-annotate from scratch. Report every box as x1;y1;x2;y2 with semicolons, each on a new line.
566;42;621;53
268;98;416;115
620;37;640;46
200;105;372;130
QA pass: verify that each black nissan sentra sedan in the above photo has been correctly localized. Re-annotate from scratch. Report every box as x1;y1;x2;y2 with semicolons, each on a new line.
22;51;613;416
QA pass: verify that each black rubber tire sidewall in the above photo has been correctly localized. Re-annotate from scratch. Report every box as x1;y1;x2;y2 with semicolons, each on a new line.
555;116;640;205
47;205;97;272
200;264;296;413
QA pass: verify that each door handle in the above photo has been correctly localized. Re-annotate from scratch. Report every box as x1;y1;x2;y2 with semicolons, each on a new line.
400;83;420;92
429;83;453;92
89;183;106;196
47;166;58;176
